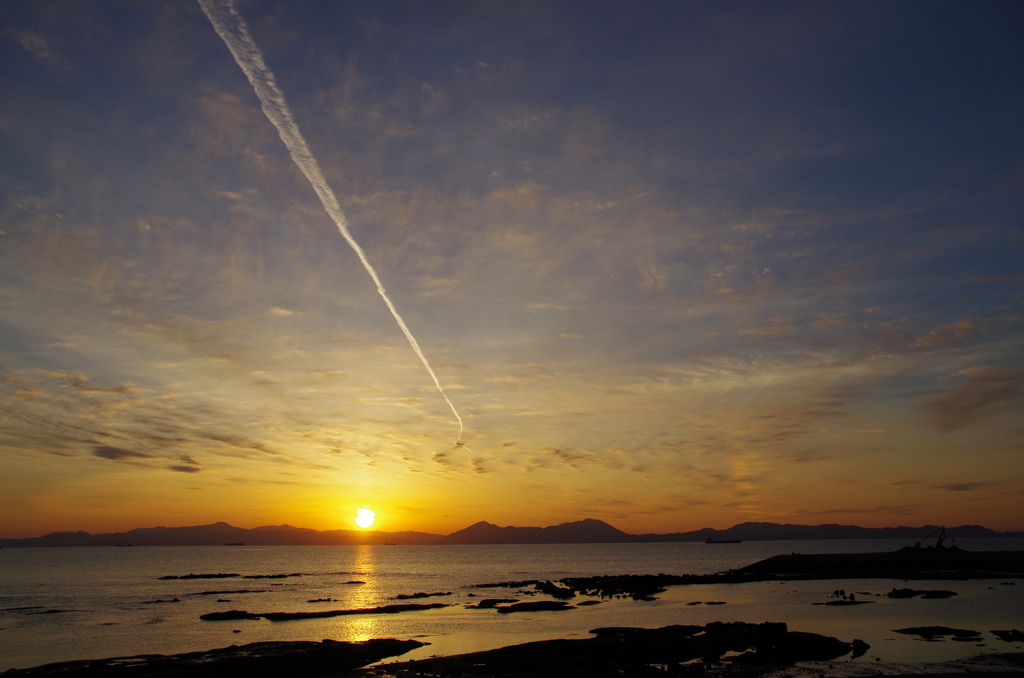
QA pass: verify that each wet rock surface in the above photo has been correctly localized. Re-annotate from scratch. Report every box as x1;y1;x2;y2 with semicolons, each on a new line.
887;587;958;598
394;591;452;600
199;602;451;622
474;574;701;601
471;553;1023;598
992;630;1024;643
895;627;984;640
495;600;575;613
355;622;869;678
0;638;424;677
464;598;518;609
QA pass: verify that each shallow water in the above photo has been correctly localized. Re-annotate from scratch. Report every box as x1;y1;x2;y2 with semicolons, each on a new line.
1;539;1022;671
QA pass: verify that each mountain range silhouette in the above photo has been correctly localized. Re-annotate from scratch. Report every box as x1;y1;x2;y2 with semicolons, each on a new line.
1;519;1017;547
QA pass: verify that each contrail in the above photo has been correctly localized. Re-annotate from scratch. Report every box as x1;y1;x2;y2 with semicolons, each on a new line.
199;0;465;441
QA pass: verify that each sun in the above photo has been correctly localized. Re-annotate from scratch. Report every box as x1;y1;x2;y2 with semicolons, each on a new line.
354;508;376;529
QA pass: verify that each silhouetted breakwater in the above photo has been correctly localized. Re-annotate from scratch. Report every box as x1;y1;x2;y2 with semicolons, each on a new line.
731;549;1024;580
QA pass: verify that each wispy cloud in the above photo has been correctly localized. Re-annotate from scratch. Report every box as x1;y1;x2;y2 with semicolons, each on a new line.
924;367;1024;432
92;445;156;461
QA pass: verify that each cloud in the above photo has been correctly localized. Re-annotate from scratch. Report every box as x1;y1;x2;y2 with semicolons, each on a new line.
4;27;67;68
923;367;1024;432
168;465;201;473
268;307;298;316
92;445;156;461
930;482;995;493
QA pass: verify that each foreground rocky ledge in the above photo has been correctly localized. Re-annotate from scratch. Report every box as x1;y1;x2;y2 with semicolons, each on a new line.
357;622;869;678
6;624;1023;678
0;639;424;677
3;623;868;677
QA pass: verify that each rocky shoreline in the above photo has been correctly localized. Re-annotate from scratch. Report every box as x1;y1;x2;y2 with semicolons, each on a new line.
0;638;425;677
6;551;1021;677
5;624;1022;678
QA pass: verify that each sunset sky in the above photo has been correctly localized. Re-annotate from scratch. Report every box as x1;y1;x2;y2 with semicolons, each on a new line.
2;1;1022;539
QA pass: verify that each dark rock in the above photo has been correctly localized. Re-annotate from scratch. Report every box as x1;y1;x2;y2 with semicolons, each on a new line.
495;601;575;613
241;573;302;579
201;603;451;622
1;638;425;677
370;621;866;677
894;626;982;639
265;603;450;621
187;589;268;596
992;630;1024;642
472;579;541;589
887;587;957;598
535;581;576;599
559;574;678;600
159;573;240;580
394;591;452;600
199;610;262;621
814;600;873;606
465;598;518;609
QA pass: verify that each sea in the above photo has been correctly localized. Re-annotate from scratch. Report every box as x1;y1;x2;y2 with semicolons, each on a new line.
2;539;1022;672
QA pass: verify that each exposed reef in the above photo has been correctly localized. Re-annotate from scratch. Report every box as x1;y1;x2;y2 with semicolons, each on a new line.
886;587;958;598
495;601;575;613
0;638;424;677
199;602;450;622
474;574;695;600
353;622;869;677
464;598;518;609
394;591;452;600
992;630;1024;642
894;626;984;640
158;572;302;581
472;551;1024;601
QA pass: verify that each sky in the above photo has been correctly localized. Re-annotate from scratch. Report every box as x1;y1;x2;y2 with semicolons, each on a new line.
1;0;1022;539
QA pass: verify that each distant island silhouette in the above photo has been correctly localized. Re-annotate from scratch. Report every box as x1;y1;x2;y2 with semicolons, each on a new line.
1;519;1019;547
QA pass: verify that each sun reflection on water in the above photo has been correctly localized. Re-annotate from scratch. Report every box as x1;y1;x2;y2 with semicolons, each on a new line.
334;615;387;643
336;544;380;610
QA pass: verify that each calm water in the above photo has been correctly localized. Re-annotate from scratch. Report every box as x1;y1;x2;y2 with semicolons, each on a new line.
1;539;1022;671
